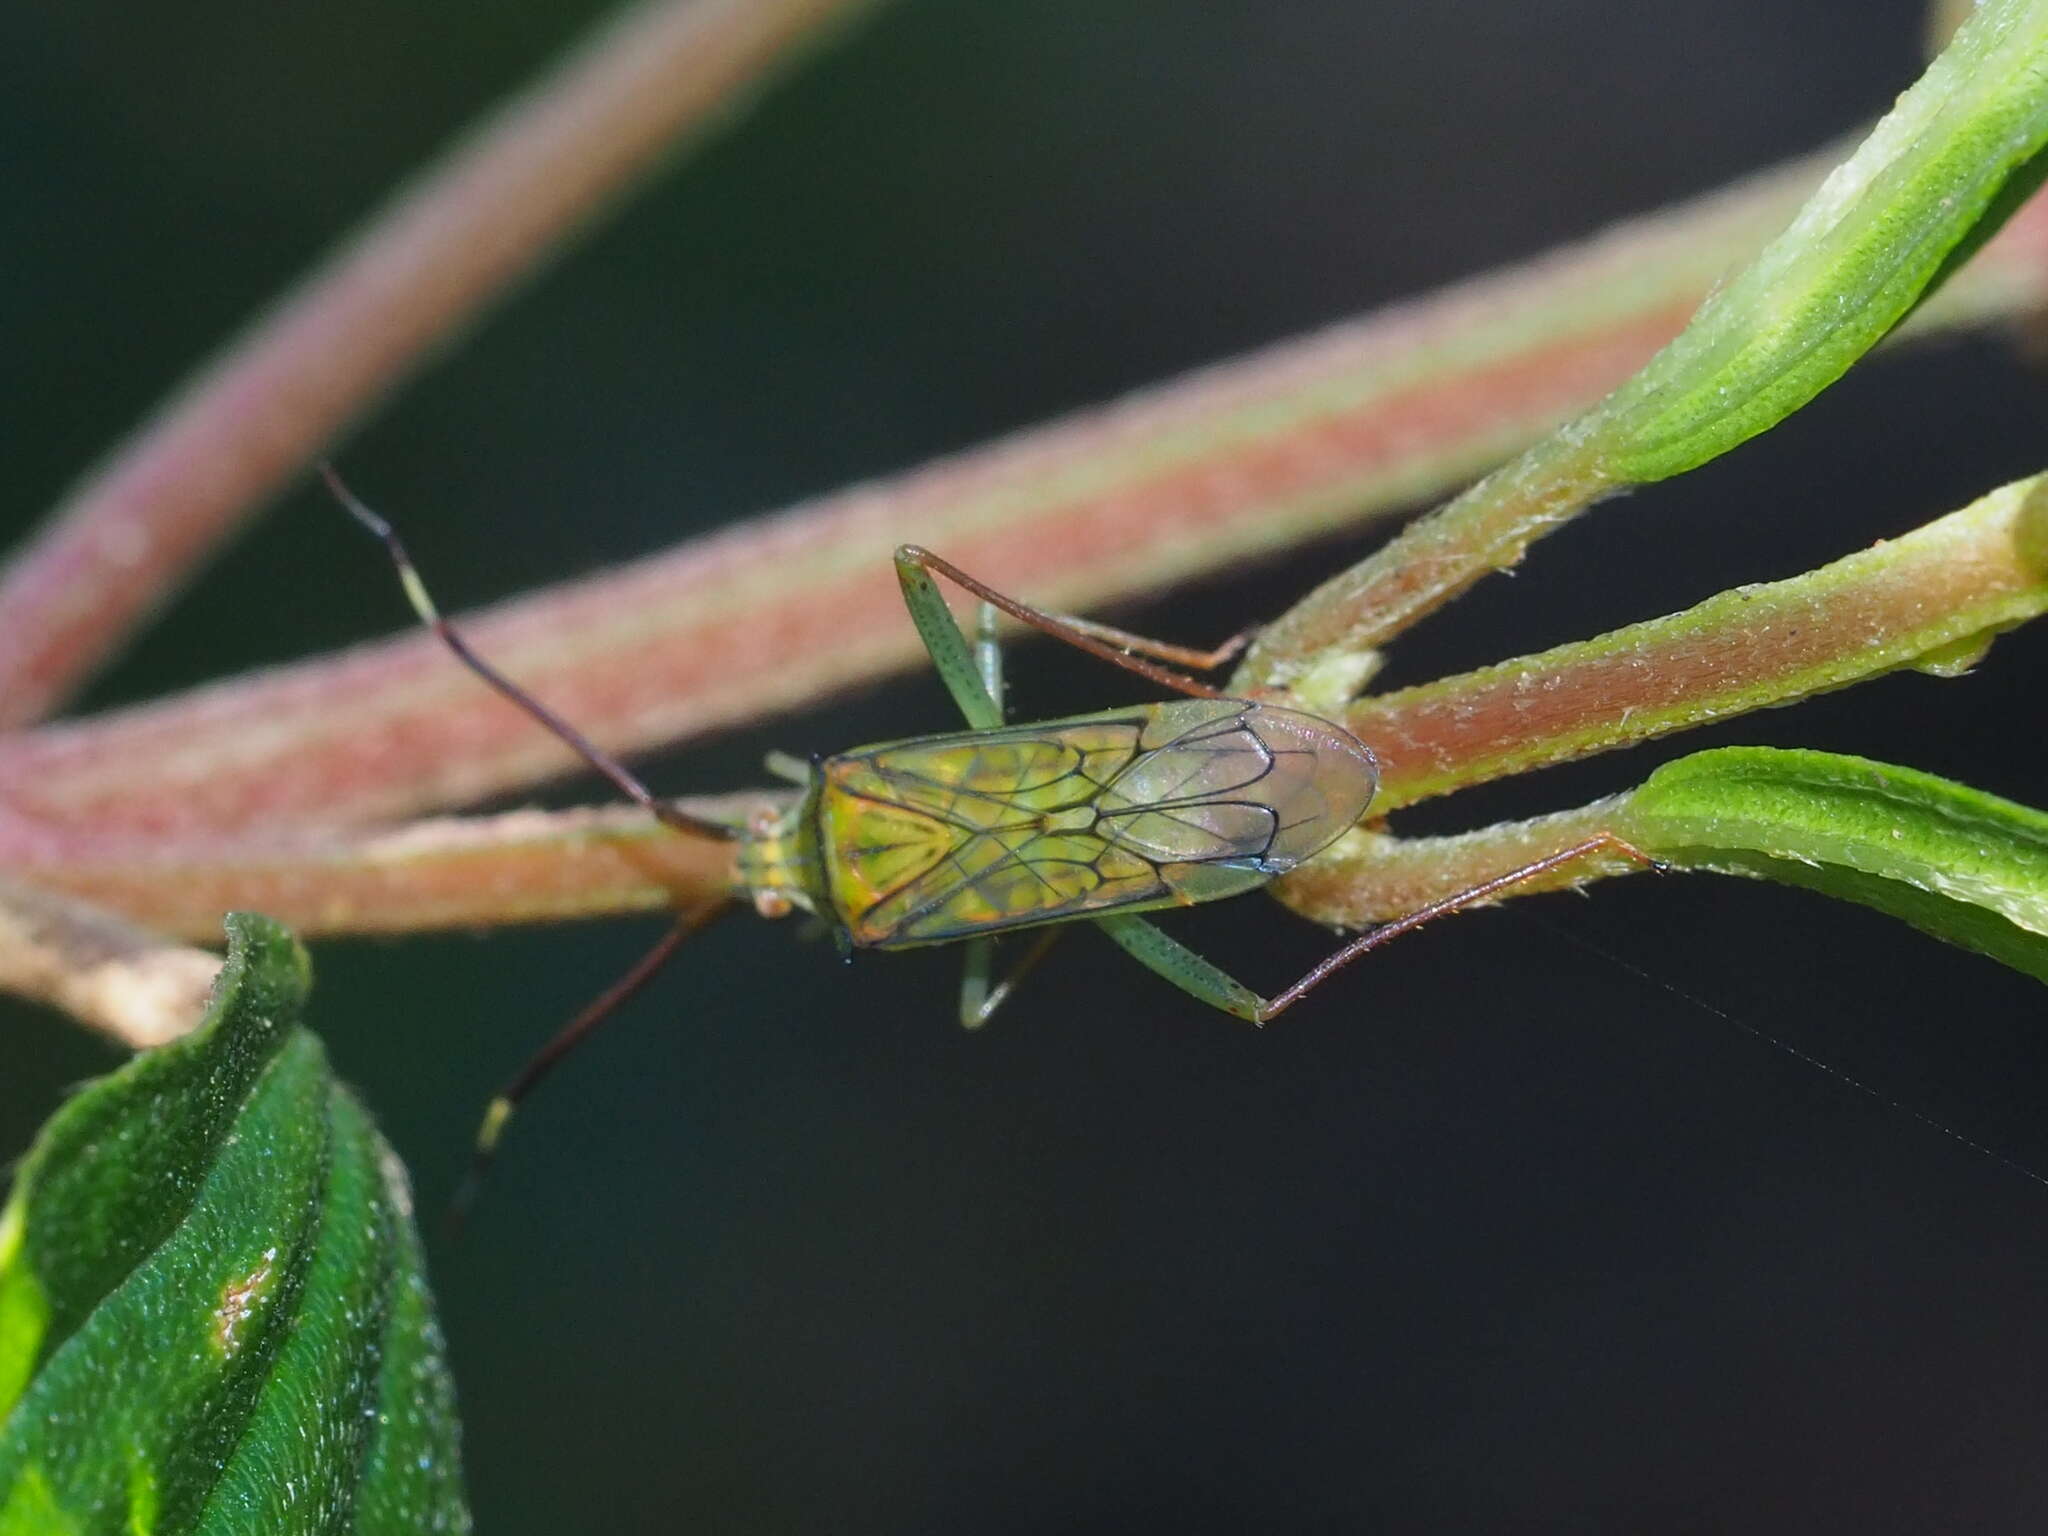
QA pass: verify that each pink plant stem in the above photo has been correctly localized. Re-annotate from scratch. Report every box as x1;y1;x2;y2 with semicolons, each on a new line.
4;154;2044;846
0;803;746;944
0;0;879;731
0;152;1912;838
0;875;223;1047
12;471;2042;943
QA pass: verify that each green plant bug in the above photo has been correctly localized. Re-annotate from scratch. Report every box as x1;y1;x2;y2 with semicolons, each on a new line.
324;466;1643;1190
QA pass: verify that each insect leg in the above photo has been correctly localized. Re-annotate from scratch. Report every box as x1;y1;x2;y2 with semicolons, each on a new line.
957;929;1067;1029
1261;834;1658;1020
1092;914;1266;1024
963;575;1244;677
897;545;1227;700
1097;836;1656;1025
974;600;1006;719
1048;613;1250;673
453;901;728;1222
323;464;738;844
941;601;1055;1027
894;547;1004;728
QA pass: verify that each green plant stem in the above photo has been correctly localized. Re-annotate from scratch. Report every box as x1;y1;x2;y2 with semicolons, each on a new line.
1272;800;1641;929
1349;471;2048;813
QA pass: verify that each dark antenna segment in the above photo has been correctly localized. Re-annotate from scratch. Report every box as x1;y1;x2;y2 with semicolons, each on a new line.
321;462;739;845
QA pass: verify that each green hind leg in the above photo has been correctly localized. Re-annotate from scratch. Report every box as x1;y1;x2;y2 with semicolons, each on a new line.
895;561;1054;1027
1093;914;1267;1023
894;547;1004;729
1099;834;1655;1024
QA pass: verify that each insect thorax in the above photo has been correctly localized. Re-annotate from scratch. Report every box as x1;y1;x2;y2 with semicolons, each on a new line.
735;784;831;922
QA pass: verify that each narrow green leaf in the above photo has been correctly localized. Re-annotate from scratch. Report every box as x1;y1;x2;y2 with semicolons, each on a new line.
1621;748;2048;981
1599;0;2048;482
0;914;470;1534
1235;3;2048;691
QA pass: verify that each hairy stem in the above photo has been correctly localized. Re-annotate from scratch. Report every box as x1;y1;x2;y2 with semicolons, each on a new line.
1346;472;2048;813
1273;801;1641;929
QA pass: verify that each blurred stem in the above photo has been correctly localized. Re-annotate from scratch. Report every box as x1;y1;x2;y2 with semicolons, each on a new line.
0;876;222;1048
10;151;2048;841
1928;0;1979;53
0;0;882;730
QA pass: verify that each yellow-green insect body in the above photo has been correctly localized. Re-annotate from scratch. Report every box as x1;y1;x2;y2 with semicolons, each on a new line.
793;698;1378;949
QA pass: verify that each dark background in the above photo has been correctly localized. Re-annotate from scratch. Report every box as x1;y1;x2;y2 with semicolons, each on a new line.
7;1;2048;1530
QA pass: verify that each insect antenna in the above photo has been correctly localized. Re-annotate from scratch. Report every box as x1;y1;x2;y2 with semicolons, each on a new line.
320;462;738;844
452;902;729;1227
321;465;747;1220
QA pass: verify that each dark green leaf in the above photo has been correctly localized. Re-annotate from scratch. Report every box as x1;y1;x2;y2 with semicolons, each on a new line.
0;913;469;1534
1622;748;2048;982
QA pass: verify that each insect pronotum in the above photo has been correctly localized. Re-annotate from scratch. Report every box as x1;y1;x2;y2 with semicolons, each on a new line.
325;467;1645;1182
